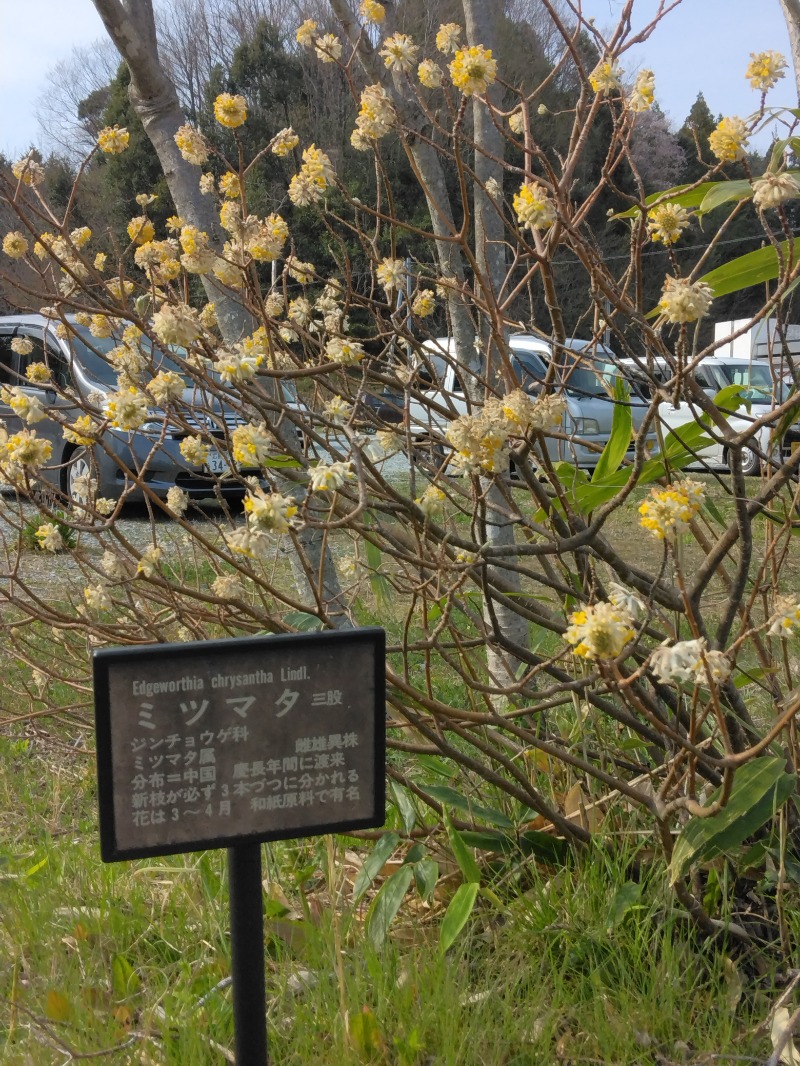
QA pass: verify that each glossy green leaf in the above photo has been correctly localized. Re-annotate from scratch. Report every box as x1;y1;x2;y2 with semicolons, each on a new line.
591;379;633;484
698;238;800;298
390;781;417;834
612;182;722;219
366;864;414;950
444;810;481;883
697;180;753;215
413;857;439;902
424;784;514;828
439;882;479;953
263;454;303;468
353;831;401;902
669;756;795;883
713;383;750;415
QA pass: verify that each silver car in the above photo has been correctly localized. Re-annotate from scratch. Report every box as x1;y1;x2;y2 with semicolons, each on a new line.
0;314;300;503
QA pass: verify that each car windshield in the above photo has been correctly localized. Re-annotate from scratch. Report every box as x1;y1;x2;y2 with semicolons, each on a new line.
559;363;610;396
511;351;547;387
714;363;791;404
60;325;193;387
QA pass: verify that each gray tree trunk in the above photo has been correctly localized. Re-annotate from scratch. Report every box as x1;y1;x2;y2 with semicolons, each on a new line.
780;0;800;100
91;0;351;629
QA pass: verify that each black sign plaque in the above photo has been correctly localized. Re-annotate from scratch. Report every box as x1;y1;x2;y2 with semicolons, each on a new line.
93;628;385;861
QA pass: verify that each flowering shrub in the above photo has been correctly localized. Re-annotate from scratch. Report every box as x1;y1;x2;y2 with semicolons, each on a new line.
3;3;800;952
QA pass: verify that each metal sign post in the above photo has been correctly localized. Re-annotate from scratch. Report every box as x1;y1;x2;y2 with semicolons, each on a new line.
93;628;386;1064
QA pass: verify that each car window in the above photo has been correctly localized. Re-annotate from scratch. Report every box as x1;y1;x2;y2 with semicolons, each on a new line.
693;367;713;389
0;328;66;387
57;325;192;387
511;352;547;390
714;363;788;403
0;334;17;385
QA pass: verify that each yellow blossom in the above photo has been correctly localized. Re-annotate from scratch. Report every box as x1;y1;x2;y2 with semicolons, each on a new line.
752;172;800;210
658;276;713;324
325;337;366;365
309;461;353;491
97;125;130;154
63;415;97;446
564;601;634;660
315;33;342;63
418;60;443;89
296;19;317;47
415;485;446;517
436;23;462;55
11;153;45;186
152;302;202;346
12;337;34;357
104;387;150;431
708;116;749;163
360;0;385;22
411;290;436;317
639;480;704;539
270;127;299;157
648;203;690;245
768;597;800;637
174;124;209;164
213;93;247;129
127;216;155;246
746;50;787;91
243;487;297;532
219;172;241;199
513;182;556;230
3;232;28;259
179;436;211;465
94;252;107;271
629;69;655;112
232;422;275;466
25;361;50;382
376;257;405;292
380;33;418;73
589;58;623;94
35;523;64;553
449;45;497;96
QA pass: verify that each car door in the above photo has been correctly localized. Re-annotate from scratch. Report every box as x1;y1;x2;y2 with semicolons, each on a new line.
0;323;76;493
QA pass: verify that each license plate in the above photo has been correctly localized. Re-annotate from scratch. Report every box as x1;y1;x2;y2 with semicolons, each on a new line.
205;448;229;475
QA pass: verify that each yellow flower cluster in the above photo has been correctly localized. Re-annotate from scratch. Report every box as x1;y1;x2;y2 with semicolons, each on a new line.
376;257;405;292
352;84;394;148
35;523;64;553
315;33;342;63
380;33;418;73
650;638;730;685
97;126;130;154
589;59;622;94
658;276;713;324
647;203;690;245
767;597;800;637
415;485;446;517
449;45;497;96
1;386;46;424
134;240;181;284
127;216;155;246
174;124;209;165
629;69;655;112
745;50;787;92
288;145;335;206
296;19;317;47
359;0;385;23
270;127;299;157
152;302;203;347
309;461;353;491
149;371;185;406
638;480;704;539
215;347;261;385
564;601;634;661
219;173;241;199
104;387;150;431
243;487;297;533
411;290;436;317
418;60;443;89
232;422;275;466
63;415;97;447
214;93;247;129
325;337;366;365
12;153;45;186
0;429;52;476
179;436;211;466
708;116;749;163
513;182;556;231
445;391;562;474
3;232;28;259
435;23;462;54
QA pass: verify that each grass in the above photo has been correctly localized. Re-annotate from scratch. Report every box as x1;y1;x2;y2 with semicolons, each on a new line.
0;730;789;1064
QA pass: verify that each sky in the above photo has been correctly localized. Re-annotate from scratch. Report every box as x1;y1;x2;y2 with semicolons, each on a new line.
0;0;795;160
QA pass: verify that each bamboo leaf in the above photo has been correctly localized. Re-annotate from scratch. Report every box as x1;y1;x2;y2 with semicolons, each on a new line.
424;785;514;828
698;238;800;298
697;180;753;215
353;831;401;902
390;781;417;834
439;882;479;953
443;809;481;883
669;756;795;883
591;378;633;483
413;857;439;902
365;864;414;950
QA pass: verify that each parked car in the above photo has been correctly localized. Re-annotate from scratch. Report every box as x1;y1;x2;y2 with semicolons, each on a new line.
0;314;303;503
619;355;799;475
405;335;656;469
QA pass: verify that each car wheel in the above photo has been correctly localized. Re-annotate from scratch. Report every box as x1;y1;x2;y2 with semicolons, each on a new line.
727;445;761;476
62;447;94;507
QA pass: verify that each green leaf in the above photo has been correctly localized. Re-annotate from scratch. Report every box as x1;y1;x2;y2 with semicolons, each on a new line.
111;955;141;999
365;864;414;950
45;989;72;1022
413;857;439;902
702;496;728;528
262;454;303;468
606;881;643;929
713;383;750;415
591;378;633;483
697;180;753;215
348;1005;385;1057
732;665;776;689
282;610;324;632
424;785;514;829
444;810;481;883
390;781;417;834
698;238;800;299
353;831;401;903
669;756;796;883
612;182;723;219
439;882;479;953
459;829;518;853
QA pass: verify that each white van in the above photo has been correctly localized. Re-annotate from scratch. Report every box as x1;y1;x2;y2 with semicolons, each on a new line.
620;355;799;475
405;335;656;469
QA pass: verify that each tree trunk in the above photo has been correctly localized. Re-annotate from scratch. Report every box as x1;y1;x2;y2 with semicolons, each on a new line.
781;0;800;100
91;0;351;629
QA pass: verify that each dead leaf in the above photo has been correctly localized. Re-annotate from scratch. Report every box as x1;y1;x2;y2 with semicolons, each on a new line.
771;1007;800;1065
